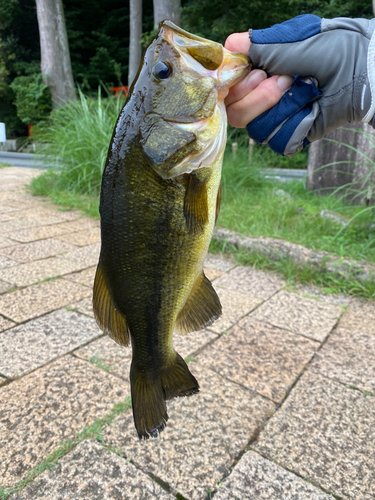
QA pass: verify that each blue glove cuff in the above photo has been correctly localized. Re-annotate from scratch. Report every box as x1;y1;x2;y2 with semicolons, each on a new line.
246;76;321;155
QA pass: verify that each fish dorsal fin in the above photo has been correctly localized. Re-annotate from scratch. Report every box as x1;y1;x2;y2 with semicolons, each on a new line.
175;272;222;334
183;173;209;233
93;262;130;346
215;180;221;224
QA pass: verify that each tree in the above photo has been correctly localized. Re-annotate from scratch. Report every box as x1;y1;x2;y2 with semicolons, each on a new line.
35;0;76;106
128;0;142;86
153;0;181;28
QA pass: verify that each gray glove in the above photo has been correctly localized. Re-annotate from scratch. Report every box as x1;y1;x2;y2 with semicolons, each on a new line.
246;15;375;156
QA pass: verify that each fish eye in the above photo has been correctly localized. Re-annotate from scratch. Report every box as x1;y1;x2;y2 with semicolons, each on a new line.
153;61;172;80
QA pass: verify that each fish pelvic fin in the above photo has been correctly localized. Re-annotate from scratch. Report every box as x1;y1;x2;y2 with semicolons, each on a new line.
175;272;222;334
183;172;208;233
130;353;199;440
92;262;129;346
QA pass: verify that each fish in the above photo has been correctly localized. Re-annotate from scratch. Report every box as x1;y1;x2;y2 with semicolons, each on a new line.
93;21;250;440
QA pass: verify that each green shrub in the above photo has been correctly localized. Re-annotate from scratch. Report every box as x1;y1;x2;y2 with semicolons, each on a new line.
34;89;123;195
10;73;51;124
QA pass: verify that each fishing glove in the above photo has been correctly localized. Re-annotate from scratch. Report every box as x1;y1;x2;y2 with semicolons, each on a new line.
246;15;375;156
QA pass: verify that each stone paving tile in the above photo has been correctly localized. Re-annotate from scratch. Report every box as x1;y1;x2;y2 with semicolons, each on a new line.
338;299;375;335
0;204;25;214
0;236;17;249
9;208;67;220
198;317;318;403
209;286;262;333
204;253;236;271
310;327;375;394
12;440;175;500
214;450;333;500
71;296;94;317
57;228;101;247
63;266;96;287
0;212;17;222
57;243;100;267
9;219;98;243
0;309;102;378
0;356;129;487
0;315;16;333
253;371;375;500
214;266;285;300
0;279;91;323
75;329;218;382
0;238;77;263
103;362;274;500
0;254;18;269
251;290;343;342
204;267;225;281
0;256;87;287
74;336;131;380
293;283;352;306
0;280;12;294
0;216;64;235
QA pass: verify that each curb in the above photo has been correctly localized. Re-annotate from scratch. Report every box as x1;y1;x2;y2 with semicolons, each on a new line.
213;227;375;284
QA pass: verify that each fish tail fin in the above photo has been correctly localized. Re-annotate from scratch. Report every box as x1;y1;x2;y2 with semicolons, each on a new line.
130;353;199;440
130;365;168;440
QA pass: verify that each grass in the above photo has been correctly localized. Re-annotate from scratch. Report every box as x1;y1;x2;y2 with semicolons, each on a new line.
219;147;375;264
0;398;132;500
89;352;113;372
209;238;375;299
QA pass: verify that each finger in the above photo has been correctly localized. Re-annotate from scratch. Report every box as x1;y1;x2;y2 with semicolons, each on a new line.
224;32;251;55
226;75;293;128
225;69;267;107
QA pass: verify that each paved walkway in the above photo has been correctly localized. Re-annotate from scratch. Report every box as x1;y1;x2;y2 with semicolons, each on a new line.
0;166;374;499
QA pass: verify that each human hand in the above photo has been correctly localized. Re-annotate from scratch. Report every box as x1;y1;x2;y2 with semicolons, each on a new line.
225;15;375;156
224;33;293;128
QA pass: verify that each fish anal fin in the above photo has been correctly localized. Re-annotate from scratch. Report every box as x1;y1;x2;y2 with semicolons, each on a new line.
93;262;129;346
215;181;221;224
161;353;199;400
130;353;199;439
176;272;222;334
183;173;208;233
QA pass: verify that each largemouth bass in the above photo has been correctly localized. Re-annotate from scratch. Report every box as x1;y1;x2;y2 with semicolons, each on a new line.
93;21;250;439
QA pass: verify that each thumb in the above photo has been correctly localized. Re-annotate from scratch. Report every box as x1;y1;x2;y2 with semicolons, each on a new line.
224;32;250;55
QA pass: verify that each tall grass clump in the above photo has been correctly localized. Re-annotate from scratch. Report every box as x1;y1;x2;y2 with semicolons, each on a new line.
32;89;123;196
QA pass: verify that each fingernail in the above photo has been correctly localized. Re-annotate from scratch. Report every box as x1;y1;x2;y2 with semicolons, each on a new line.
277;75;293;91
247;69;267;87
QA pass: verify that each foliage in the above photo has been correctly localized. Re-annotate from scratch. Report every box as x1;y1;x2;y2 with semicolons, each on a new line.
32;89;123;195
181;0;373;42
10;73;51;124
219;147;375;263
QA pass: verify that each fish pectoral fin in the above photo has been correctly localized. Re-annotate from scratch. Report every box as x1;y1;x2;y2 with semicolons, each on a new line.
93;262;130;346
184;173;209;232
130;354;198;440
175;272;222;334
